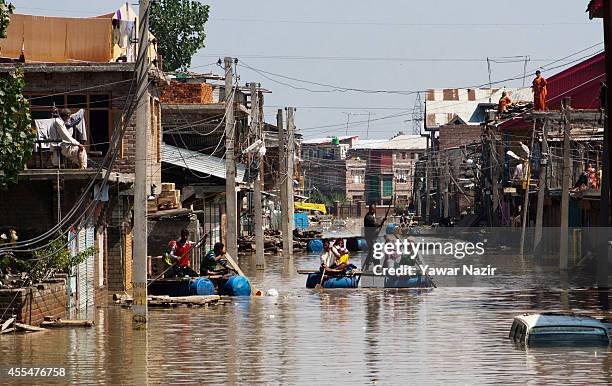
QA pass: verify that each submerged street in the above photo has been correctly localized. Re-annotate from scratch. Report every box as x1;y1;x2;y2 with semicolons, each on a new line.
1;250;610;385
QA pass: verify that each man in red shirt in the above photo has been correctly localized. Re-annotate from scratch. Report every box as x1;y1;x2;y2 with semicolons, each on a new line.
167;229;205;278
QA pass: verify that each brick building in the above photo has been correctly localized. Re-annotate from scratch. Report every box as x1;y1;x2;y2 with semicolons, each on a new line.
0;5;164;316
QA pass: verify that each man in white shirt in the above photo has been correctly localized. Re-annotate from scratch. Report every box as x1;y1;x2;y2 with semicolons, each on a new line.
53;109;87;169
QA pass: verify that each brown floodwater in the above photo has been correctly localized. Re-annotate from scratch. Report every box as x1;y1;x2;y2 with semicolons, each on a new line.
0;250;611;385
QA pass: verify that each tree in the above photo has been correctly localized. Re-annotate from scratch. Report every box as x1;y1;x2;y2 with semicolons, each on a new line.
150;0;210;72
0;1;14;38
0;3;35;189
0;71;34;189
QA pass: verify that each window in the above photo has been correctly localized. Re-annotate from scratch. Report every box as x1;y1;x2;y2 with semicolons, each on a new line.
27;93;114;157
395;169;408;183
351;169;364;184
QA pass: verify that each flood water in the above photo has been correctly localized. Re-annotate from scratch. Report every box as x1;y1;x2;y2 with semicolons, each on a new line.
1;249;611;385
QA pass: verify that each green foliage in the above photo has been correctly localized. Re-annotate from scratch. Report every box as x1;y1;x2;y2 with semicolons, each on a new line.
0;70;35;189
1;232;93;286
0;1;14;38
150;0;210;72
29;232;93;284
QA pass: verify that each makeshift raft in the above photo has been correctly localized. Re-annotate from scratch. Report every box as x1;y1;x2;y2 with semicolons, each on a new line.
148;275;252;297
300;269;434;289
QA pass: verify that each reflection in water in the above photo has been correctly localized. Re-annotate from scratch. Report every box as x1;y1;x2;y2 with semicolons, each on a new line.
0;251;610;384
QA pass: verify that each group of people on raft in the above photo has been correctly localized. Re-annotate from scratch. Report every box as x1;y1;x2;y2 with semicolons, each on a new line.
319;238;356;275
164;229;236;278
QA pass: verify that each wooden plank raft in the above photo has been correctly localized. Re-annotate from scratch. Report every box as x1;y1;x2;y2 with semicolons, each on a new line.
147;295;230;308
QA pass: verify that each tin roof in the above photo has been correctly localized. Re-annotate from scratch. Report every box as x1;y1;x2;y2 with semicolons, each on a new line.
301;135;358;145
161;143;246;183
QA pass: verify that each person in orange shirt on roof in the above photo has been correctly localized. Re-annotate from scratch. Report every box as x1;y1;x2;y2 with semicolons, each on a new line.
532;70;548;111
498;91;513;114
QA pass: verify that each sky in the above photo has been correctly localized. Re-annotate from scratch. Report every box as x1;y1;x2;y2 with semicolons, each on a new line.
12;1;604;139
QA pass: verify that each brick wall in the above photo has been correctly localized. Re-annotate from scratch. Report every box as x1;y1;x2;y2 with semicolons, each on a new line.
160;81;214;104
0;279;68;326
438;125;482;150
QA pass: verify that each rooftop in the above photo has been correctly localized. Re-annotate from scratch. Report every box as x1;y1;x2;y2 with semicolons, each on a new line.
161;143;246;183
352;134;427;150
301;135;358;145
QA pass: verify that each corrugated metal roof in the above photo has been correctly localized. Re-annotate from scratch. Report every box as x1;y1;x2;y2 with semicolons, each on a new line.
353;135;426;150
161;143;246;183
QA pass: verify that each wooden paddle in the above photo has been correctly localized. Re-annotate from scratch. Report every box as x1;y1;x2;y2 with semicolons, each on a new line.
223;252;263;296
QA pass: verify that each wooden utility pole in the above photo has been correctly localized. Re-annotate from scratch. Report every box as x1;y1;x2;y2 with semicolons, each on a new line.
132;0;150;325
559;98;571;270
224;57;238;259
285;107;296;257
251;83;265;269
277;109;291;255
533;119;548;256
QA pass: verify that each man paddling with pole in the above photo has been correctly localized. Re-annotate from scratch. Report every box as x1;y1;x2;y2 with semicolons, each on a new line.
166;229;208;278
362;199;394;271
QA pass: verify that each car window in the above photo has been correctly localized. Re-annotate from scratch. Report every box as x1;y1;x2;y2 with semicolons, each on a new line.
509;321;518;339
530;326;607;335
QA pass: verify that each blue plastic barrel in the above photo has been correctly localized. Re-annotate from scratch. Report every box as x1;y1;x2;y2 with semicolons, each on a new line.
305;273;359;289
356;238;368;251
220;275;252;296
189;278;216;296
386;223;398;235
323;276;359;289
307;239;324;253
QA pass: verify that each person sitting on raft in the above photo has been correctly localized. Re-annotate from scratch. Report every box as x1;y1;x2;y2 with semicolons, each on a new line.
166;229;205;278
320;239;351;275
200;242;234;276
333;239;350;273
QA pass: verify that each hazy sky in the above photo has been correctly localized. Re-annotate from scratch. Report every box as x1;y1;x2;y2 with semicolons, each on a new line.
12;1;604;139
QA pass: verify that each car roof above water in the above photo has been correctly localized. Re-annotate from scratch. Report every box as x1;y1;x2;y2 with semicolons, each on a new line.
515;313;607;330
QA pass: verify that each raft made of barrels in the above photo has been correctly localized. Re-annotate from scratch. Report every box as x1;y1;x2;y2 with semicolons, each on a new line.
306;273;360;289
148;277;216;297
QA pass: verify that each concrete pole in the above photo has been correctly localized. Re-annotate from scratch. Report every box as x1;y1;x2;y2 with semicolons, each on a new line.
251;83;265;269
224;57;238;259
132;0;150;325
560;98;571;270
278;110;290;255
425;137;430;224
520;125;536;258
285;108;296;258
443;151;449;218
600;2;611;288
534;119;548;256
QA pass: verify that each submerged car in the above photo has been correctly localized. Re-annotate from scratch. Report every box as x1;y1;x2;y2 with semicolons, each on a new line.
510;313;610;346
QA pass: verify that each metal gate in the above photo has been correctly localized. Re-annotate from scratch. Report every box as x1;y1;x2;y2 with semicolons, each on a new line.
76;224;95;311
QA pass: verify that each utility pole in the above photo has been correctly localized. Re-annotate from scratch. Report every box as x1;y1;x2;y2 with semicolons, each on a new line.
533;119;548;256
278;109;291;256
424;136;431;224
224;57;237;259
285;107;296;258
132;0;150;325
520;125;536;258
559;98;571;270
250;83;265;269
490;131;500;226
443;151;450;218
600;0;611;289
